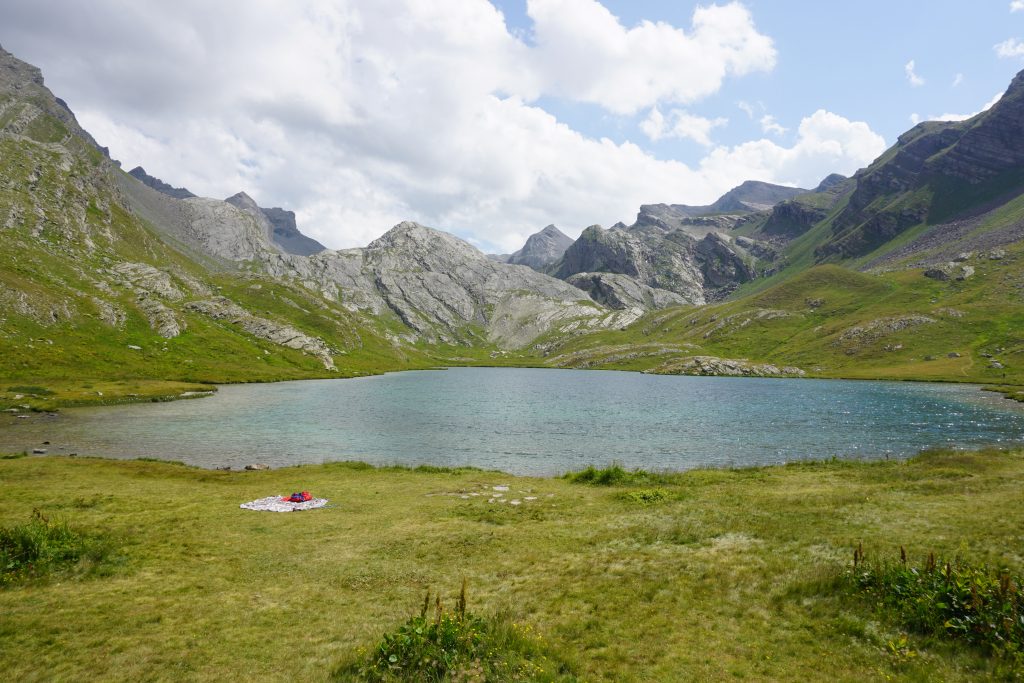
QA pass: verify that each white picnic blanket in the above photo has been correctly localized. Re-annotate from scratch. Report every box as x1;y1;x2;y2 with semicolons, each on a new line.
240;495;329;512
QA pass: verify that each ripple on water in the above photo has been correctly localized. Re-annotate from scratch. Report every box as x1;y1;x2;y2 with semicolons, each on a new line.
0;369;1023;475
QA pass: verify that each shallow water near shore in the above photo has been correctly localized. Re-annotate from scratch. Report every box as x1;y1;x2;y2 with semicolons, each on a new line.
1;368;1023;475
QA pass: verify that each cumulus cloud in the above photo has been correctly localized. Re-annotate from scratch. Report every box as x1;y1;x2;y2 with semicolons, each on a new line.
526;0;775;115
640;107;727;146
905;60;925;87
700;110;887;190
995;38;1024;58
0;0;880;252
1012;1;1024;12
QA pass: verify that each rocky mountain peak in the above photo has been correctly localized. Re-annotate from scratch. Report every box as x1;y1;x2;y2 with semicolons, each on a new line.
225;191;261;212
507;223;574;271
710;180;808;212
368;221;479;258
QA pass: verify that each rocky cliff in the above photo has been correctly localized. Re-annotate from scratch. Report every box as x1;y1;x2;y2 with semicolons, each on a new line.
260;206;325;256
546;180;805;304
552;224;757;305
565;272;690;310
760;176;854;238
817;70;1024;259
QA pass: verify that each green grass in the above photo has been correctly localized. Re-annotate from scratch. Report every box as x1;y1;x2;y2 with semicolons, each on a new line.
542;257;1024;387
333;584;579;681
0;509;115;586
1;449;1023;680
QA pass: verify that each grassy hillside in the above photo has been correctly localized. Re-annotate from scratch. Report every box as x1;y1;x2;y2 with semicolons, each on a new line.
0;135;525;409
542;254;1024;386
1;450;1022;681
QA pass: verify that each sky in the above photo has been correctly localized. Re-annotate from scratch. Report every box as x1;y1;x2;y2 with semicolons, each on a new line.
1;1;1022;253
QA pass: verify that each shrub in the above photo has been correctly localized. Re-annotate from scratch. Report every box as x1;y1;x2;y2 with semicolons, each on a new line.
846;546;1024;662
0;509;112;586
335;582;578;682
563;464;670;487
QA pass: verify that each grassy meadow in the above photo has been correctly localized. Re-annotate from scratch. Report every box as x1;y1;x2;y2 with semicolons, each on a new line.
1;450;1023;681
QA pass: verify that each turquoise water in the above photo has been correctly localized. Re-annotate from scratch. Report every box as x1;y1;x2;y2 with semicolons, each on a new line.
2;368;1023;475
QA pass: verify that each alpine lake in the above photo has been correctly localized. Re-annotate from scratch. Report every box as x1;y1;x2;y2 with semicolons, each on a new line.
2;368;1023;475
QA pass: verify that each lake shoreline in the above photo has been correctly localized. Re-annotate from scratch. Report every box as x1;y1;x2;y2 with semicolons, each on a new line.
6;356;1024;414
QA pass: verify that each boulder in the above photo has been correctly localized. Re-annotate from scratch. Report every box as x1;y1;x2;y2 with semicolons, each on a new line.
924;264;954;281
955;265;975;280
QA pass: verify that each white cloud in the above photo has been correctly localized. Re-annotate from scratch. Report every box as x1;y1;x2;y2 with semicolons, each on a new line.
700;110;888;190
952;73;964;88
759;114;787;136
1012;0;1024;12
0;0;880;253
909;113;922;125
905;59;925;87
526;0;776;115
641;107;727;146
737;100;756;119
927;92;1004;122
995;38;1024;58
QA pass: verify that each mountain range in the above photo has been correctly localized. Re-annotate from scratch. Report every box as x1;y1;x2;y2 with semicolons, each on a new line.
1;43;1024;394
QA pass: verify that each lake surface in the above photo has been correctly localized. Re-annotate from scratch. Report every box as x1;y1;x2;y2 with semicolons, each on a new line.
2;368;1023;475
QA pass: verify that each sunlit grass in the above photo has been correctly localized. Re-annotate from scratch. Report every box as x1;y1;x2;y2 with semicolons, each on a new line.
1;449;1022;680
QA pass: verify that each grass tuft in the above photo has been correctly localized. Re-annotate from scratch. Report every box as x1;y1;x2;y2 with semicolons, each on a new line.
333;583;578;682
563;464;671;487
0;509;114;586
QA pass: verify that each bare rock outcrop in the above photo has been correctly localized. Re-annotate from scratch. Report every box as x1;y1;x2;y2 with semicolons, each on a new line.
650;355;805;378
186;297;335;369
137;295;183;338
566;272;690;310
266;222;623;348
